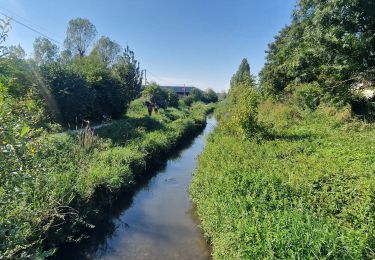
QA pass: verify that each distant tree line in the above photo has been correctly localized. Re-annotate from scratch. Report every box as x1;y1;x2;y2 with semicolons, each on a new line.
1;17;142;126
141;82;218;108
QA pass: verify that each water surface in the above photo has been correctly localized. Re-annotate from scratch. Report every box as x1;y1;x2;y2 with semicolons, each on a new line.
85;116;216;259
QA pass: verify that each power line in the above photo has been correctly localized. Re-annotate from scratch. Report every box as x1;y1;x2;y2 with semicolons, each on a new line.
0;10;63;46
0;6;63;40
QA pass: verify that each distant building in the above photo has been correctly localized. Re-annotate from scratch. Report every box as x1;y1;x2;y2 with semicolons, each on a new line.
161;86;194;97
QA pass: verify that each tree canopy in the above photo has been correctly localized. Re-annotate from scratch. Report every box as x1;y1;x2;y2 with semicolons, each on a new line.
260;0;375;110
91;36;121;67
33;37;59;65
64;18;97;57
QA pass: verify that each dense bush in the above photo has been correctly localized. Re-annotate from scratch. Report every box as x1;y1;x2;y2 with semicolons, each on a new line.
181;87;218;106
142;83;168;108
0;18;143;127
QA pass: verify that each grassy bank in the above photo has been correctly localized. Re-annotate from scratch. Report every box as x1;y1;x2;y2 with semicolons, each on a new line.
191;100;375;259
1;99;214;258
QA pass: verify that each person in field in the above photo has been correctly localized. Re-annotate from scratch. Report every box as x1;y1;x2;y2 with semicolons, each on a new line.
145;100;154;116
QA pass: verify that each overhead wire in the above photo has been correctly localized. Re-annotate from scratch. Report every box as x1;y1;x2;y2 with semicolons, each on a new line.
0;6;63;40
0;9;63;46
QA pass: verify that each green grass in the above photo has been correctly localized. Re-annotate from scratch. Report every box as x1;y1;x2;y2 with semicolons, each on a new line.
191;100;375;259
0;99;214;258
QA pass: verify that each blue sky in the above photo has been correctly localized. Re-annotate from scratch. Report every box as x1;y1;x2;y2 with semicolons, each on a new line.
1;0;296;91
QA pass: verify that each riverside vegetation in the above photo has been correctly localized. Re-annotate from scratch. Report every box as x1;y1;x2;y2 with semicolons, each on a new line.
0;17;217;258
2;98;213;258
191;0;375;259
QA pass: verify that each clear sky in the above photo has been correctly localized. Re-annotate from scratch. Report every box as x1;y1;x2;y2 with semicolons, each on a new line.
0;0;296;92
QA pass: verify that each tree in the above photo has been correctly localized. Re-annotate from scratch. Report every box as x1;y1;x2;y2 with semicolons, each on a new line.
190;87;204;102
0;16;11;57
226;59;260;137
39;63;95;124
260;0;375;107
113;46;143;101
165;88;179;107
142;82;168;108
64;18;97;57
7;45;26;60
230;58;254;88
33;37;59;65
203;88;218;103
91;36;121;67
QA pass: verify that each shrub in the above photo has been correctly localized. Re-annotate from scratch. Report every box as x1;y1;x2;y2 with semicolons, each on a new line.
287;83;322;110
225;82;259;137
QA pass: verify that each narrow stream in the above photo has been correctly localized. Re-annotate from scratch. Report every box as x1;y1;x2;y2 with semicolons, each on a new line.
60;116;216;259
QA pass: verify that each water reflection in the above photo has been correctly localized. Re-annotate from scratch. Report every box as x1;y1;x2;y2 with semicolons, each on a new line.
55;116;216;260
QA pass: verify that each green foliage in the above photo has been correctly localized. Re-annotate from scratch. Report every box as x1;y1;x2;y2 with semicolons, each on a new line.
222;59;260;137
33;37;59;65
230;58;254;88
39;62;96;124
225;82;259;137
6;44;26;60
0;15;158;258
203;88;218;103
0;18;143;127
181;87;217;106
181;95;195;106
112;46;143;101
189;87;204;101
142;82;168;108
287;82;322;110
64;18;97;57
191;101;375;259
91;36;121;67
0;16;11;57
1;97;213;258
165;88;179;107
259;0;375;114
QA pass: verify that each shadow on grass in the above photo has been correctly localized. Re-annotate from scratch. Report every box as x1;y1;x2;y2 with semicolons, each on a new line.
95;116;166;145
250;127;314;144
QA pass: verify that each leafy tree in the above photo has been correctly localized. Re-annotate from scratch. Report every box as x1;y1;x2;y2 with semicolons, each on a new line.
260;0;375;108
91;36;121;67
70;55;126;119
165;88;179;107
0;16;11;57
225;59;259;137
181;95;195;106
39;63;95;124
113;46;143;101
0;56;34;97
64;18;97;57
259;25;303;97
7;44;26;60
142;82;168;108
190;87;204;101
59;49;73;63
230;58;254;88
203;88;218;103
33;37;59;65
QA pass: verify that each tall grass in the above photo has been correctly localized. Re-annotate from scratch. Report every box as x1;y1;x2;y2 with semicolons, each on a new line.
0;99;214;258
191;100;375;259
